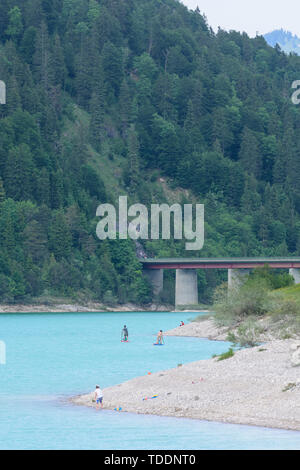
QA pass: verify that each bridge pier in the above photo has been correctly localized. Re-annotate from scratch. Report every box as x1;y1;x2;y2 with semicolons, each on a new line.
175;269;198;306
228;269;250;289
144;269;164;296
289;268;300;284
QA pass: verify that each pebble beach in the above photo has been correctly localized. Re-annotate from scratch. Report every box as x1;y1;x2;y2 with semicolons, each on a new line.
72;319;300;431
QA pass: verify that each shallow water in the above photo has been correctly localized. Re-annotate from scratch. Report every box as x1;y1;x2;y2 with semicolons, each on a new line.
0;311;299;450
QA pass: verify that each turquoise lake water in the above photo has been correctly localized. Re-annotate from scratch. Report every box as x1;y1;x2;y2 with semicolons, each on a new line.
0;311;300;450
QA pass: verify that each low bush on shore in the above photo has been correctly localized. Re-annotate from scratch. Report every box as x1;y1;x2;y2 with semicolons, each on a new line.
213;278;272;326
212;267;300;345
226;318;264;348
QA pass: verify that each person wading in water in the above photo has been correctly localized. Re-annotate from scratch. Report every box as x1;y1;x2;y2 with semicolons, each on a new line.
156;330;164;345
121;325;129;342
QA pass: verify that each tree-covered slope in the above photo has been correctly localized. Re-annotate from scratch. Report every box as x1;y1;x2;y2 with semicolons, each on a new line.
1;0;300;304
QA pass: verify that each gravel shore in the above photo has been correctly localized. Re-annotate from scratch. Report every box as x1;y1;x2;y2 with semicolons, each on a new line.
165;318;229;341
0;303;172;313
72;320;300;431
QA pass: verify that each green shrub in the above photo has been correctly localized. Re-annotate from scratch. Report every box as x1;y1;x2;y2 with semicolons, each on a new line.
251;266;294;290
214;279;271;327
215;348;235;361
233;319;263;347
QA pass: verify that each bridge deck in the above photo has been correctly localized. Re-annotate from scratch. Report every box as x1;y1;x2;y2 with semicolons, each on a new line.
142;258;300;269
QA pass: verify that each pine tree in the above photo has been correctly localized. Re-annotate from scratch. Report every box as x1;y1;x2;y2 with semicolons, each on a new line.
101;41;123;97
238;127;262;179
75;22;91;106
50;169;64;209
20;65;40;114
6;75;22;114
52;34;66;87
5;144;34;201
0;177;5;206
20;26;37;64
1;201;16;254
5;7;23;43
49;210;72;260
36;168;50;206
33;21;53;91
128;125;140;195
23;220;48;264
89;85;105;150
241;174;261;214
119;79;131;137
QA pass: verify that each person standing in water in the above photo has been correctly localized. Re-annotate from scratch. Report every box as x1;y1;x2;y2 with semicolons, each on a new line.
156;330;164;345
121;325;129;342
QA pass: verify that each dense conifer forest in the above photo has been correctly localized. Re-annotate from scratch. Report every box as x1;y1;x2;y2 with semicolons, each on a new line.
1;0;300;304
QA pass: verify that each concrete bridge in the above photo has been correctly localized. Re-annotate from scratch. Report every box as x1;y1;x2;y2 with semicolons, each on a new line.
142;258;300;306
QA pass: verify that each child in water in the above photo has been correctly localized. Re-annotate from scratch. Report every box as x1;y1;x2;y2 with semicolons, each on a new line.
94;385;103;410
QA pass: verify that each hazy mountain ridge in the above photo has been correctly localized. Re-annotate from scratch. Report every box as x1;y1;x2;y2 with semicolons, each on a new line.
264;29;300;54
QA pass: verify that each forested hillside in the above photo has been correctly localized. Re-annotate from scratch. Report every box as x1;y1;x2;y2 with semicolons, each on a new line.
1;0;300;304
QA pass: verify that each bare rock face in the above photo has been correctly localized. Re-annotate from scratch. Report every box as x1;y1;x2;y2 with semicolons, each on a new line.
291;343;300;366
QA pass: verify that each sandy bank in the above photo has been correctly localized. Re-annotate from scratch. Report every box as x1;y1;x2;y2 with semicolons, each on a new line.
72;338;300;431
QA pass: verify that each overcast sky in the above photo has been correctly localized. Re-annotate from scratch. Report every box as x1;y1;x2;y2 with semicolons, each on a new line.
181;0;300;37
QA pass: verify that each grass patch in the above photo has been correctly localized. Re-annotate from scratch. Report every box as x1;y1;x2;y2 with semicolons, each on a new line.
275;284;300;300
213;348;235;361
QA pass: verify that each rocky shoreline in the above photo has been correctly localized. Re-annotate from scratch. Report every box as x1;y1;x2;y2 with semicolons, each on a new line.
165;318;229;341
71;319;300;431
0;303;174;313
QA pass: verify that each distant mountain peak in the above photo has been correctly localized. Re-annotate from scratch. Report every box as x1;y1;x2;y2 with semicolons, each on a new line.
264;29;300;54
